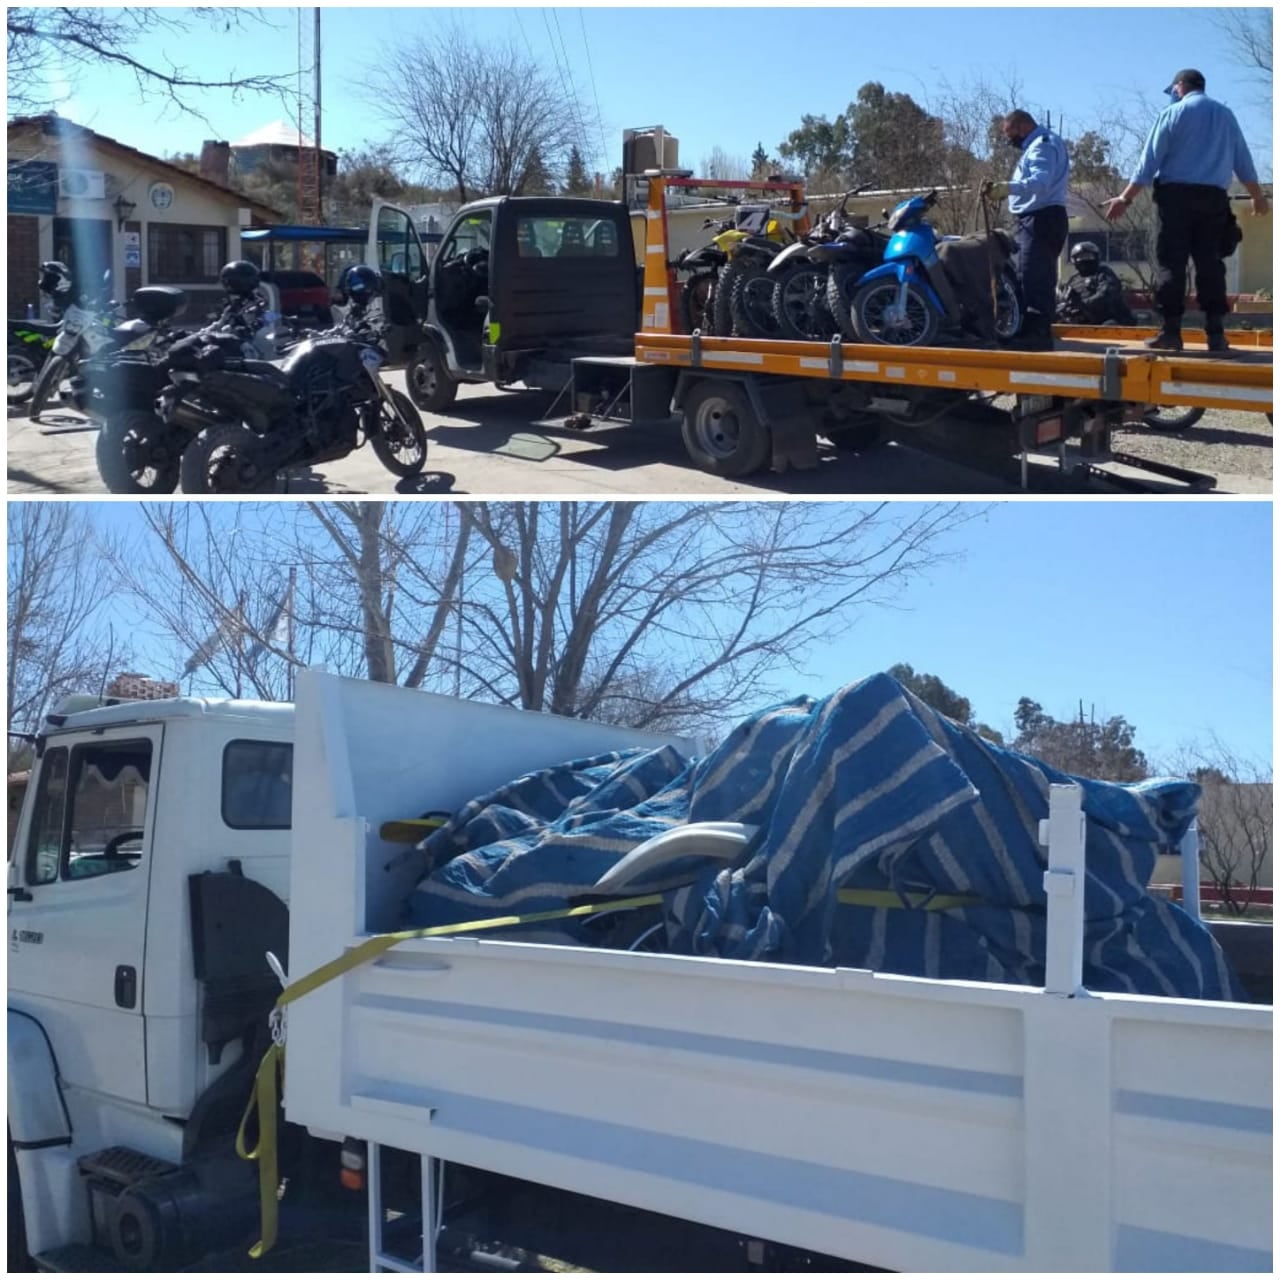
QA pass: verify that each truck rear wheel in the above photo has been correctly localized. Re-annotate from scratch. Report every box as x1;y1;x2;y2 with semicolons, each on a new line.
407;346;459;413
680;380;771;477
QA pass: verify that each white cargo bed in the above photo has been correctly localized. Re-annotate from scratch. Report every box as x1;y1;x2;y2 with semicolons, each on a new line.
284;671;1272;1273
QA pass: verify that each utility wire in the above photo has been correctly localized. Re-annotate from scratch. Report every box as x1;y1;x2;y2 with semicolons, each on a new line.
577;9;611;171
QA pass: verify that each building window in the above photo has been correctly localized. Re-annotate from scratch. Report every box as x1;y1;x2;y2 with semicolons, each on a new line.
147;224;227;284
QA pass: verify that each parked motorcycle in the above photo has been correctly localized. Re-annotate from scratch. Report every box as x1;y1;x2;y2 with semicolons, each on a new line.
88;293;275;494
27;267;165;419
8;262;75;404
836;190;1020;348
177;266;427;494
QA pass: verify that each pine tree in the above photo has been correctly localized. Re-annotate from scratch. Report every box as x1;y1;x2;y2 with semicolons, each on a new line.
750;142;771;179
563;145;593;197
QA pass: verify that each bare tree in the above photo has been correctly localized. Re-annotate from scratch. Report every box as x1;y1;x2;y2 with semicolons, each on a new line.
110;502;981;739
1170;739;1273;916
700;147;751;182
367;26;585;202
1214;7;1273;78
6;504;122;748
6;8;294;123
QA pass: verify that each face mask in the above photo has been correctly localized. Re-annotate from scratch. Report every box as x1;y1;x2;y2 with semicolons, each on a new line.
1077;260;1100;276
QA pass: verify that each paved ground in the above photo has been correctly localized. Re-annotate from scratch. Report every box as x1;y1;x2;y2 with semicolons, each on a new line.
6;370;1271;496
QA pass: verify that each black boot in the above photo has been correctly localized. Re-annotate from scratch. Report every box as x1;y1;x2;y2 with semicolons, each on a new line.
1205;317;1234;356
1144;325;1183;352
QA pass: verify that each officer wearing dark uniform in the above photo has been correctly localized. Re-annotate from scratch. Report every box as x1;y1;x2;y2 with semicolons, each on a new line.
1105;68;1268;353
1056;242;1136;326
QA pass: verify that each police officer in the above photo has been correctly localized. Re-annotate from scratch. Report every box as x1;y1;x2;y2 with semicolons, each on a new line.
1056;242;1136;326
1104;69;1269;353
984;109;1071;351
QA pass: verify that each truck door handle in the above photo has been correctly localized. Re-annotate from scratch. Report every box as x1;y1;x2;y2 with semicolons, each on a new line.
7;886;33;902
115;965;137;1009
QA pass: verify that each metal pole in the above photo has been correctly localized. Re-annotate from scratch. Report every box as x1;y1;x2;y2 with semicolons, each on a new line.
287;565;298;702
314;7;323;224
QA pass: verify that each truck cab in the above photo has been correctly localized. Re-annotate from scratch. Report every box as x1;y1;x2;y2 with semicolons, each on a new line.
368;197;639;413
7;695;294;1270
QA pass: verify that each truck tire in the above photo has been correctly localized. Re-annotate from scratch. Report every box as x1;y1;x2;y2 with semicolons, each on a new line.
9;1136;32;1272
95;412;182;494
680;379;771;477
28;353;68;420
407;345;459;413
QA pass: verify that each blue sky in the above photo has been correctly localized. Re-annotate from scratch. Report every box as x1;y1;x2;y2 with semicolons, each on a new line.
29;7;1273;181
68;500;1274;769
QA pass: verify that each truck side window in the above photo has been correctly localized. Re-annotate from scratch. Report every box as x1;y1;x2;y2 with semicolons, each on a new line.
64;740;152;880
222;740;293;830
25;746;68;885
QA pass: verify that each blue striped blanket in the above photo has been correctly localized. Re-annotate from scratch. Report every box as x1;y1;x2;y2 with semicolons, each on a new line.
406;673;1241;999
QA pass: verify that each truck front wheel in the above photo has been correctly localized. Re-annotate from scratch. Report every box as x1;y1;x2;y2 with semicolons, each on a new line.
680;380;771;477
406;346;459;413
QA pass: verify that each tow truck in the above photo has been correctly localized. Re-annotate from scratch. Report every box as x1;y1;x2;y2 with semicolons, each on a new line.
370;174;1272;490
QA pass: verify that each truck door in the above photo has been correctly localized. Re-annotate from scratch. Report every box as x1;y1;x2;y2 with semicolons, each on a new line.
7;726;162;1108
368;200;430;365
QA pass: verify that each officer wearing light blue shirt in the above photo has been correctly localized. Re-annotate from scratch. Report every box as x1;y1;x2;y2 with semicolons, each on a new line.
1105;69;1269;353
984;110;1070;350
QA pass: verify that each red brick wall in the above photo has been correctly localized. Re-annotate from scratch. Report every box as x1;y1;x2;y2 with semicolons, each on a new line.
8;215;40;318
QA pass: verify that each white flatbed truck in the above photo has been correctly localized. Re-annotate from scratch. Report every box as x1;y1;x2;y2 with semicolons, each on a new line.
7;671;1272;1271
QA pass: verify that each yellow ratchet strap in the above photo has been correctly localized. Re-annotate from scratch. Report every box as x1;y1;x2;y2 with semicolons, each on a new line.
236;883;980;1255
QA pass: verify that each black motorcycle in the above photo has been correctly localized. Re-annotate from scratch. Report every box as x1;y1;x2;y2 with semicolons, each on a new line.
176;301;427;494
85;291;283;494
673;216;733;334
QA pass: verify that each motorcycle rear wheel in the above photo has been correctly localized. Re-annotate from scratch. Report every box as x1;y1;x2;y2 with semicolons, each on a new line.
824;264;865;342
369;389;428;477
95;411;182;494
678;273;716;334
180;422;280;495
28;353;68;420
729;269;782;339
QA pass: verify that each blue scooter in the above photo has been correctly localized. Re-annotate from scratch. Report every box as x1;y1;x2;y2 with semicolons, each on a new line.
841;189;1020;348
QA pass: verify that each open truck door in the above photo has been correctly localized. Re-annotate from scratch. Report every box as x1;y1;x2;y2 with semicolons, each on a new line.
367;199;430;367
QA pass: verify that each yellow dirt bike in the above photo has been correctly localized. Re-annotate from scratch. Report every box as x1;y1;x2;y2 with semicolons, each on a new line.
708;204;805;337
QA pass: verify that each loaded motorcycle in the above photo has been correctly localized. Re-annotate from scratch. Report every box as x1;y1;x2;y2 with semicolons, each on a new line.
673;215;734;334
713;202;806;337
835;190;1021;348
176;265;427;494
762;189;885;342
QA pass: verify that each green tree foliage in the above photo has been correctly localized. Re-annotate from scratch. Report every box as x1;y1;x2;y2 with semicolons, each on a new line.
563;145;593;196
1013;698;1148;781
750;142;773;179
779;112;851;185
887;663;1004;743
846;83;945;189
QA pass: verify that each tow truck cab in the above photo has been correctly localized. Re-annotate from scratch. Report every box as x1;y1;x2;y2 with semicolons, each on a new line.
368;196;638;399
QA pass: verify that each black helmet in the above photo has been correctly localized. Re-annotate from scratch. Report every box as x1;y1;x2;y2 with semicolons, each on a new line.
343;264;383;301
39;261;73;296
1070;241;1102;267
220;260;261;297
